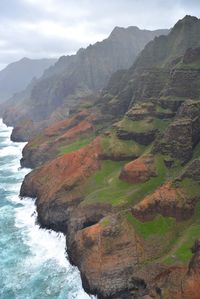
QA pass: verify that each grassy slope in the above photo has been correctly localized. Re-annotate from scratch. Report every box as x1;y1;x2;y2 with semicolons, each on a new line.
58;137;92;155
117;116;170;133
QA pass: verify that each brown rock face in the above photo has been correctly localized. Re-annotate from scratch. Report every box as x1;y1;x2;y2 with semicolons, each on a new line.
20;138;101;230
119;155;157;184
55;120;93;141
43;110;90;137
69;214;147;299
132;183;195;221
20;110;97;168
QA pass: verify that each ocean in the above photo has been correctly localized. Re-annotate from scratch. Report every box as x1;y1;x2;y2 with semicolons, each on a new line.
0;119;91;299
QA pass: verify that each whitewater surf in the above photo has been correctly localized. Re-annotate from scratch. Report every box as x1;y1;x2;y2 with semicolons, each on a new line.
0;119;91;299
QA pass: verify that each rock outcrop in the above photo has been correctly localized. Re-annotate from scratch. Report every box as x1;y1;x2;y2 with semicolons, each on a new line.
69;214;147;299
132;182;197;221
119;155;157;184
20;110;99;168
20;138;101;229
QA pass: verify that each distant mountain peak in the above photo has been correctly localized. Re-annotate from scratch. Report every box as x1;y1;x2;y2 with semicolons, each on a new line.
172;15;199;32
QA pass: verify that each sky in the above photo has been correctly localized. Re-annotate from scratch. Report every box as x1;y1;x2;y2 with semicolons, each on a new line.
0;0;200;70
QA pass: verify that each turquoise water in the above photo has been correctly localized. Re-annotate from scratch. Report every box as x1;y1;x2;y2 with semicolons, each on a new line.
0;119;91;299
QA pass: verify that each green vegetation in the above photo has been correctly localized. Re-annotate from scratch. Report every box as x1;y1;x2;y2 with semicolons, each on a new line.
116;116;170;134
174;224;200;262
58;137;92;155
117;117;153;133
153;118;170;131
82;154;167;206
100;132;146;158
82;151;200;264
178;178;200;197
155;105;172;113
127;213;175;239
101;217;110;227
83;160;133;206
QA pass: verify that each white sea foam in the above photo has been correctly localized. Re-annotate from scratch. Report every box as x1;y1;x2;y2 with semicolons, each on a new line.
0;118;93;299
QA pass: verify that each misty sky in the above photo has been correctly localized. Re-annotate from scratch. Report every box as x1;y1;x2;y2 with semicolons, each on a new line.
0;0;200;70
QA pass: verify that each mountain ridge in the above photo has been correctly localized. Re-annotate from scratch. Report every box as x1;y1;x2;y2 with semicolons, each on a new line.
2;26;169;129
0;57;57;103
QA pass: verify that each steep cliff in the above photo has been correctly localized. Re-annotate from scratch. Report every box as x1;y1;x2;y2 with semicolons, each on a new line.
101;15;200;117
18;15;200;299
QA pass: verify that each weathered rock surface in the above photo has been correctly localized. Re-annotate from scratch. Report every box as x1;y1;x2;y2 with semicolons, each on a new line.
69;214;147;299
132;182;196;221
20;138;101;231
20;110;97;168
116;128;157;145
119;155;157;184
155;118;193;163
155;100;200;163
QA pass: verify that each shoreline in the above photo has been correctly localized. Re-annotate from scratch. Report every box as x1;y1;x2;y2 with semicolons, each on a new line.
0;118;92;299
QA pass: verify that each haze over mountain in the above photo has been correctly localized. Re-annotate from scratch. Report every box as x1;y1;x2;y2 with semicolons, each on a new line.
0;57;57;103
2;26;168;127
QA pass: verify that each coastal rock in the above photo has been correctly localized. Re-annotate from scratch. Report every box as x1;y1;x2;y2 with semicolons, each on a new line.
20;111;96;168
68;214;147;299
20;138;101;230
11;119;43;142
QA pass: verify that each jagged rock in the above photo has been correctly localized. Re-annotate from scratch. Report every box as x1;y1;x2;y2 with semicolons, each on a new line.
155;100;200;163
178;100;200;144
116;128;157;145
68;214;147;299
155;118;193;163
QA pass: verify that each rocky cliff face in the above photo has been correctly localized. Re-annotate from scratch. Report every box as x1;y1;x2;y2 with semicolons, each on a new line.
17;15;200;299
101;15;200;118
